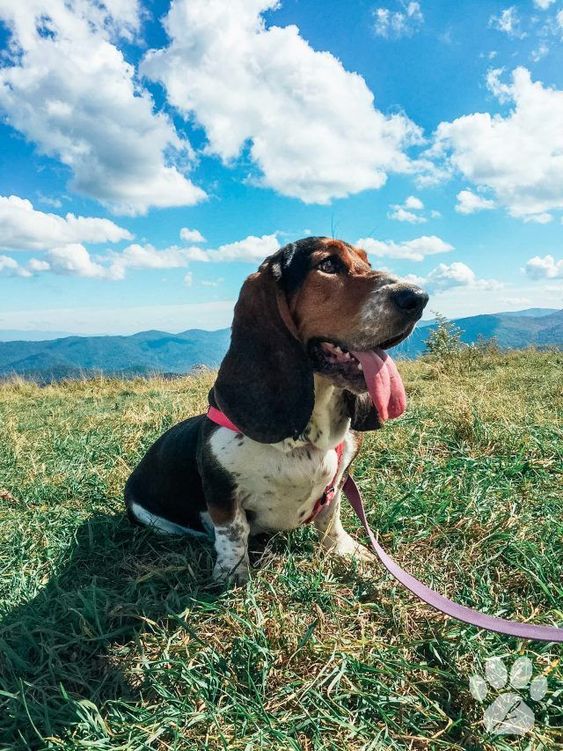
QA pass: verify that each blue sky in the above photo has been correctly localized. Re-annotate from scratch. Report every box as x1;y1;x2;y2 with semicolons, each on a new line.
0;0;561;335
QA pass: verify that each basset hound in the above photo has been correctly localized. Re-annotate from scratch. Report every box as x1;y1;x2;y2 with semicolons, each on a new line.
125;237;428;583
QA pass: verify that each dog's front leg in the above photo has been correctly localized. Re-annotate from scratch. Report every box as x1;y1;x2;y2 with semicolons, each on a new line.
209;503;250;585
314;491;373;563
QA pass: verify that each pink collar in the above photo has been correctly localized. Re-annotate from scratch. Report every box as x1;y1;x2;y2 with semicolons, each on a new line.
207;405;241;433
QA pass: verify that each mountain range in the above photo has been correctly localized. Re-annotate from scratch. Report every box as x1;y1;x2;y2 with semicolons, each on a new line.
393;307;562;358
0;308;561;382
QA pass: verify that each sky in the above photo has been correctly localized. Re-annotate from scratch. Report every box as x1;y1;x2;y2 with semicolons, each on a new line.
0;0;562;336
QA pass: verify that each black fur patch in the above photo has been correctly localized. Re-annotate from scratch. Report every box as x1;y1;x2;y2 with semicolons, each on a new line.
213;256;315;443
344;391;381;431
125;414;209;531
270;236;329;295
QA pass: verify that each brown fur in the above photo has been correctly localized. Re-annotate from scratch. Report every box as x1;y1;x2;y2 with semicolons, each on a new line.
288;240;385;345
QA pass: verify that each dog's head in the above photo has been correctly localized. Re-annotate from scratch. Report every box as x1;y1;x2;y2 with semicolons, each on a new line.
213;237;428;443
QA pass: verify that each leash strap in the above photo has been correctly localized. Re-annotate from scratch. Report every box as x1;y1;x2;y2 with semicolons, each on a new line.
342;475;563;643
207;405;562;642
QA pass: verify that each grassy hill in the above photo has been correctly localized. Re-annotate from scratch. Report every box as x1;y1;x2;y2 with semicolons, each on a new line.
0;349;561;750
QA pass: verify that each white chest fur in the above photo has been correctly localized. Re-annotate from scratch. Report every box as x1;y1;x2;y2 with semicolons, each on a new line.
208;378;353;533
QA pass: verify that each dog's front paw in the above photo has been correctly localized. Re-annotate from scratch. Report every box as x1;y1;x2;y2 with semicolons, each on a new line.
213;560;250;586
324;533;375;563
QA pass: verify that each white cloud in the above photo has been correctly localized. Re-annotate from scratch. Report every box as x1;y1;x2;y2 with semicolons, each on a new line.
0;194;132;251
388;207;426;223
373;2;424;38
531;11;563;51
3;240;200;281
531;43;549;62
180;227;206;243
183;272;193;287
0;0;205;215
524;254;563;279
433;68;563;221
489;7;526;38
142;0;422;205
425;262;501;292
47;244;113;279
522;212;552;223
402;272;426;287
182;247;213;263
107;243;197;279
186;233;281;263
213;234;280;263
404;263;502;295
27;258;50;273
5;232;283;281
404;195;424;210
388;194;427;223
37;194;63;209
357;234;453;261
533;0;555;9
0;242;198;281
455;189;496;214
201;277;224;287
0;254;31;277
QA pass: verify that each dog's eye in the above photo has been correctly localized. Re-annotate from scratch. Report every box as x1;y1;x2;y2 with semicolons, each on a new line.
317;257;340;274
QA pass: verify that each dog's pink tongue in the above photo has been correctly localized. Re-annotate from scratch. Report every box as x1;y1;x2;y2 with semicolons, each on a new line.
351;349;407;421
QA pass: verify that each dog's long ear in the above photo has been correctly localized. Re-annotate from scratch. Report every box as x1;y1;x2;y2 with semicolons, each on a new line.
344;391;381;431
213;261;314;443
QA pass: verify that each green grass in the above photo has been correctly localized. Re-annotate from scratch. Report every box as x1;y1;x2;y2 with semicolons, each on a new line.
0;350;561;750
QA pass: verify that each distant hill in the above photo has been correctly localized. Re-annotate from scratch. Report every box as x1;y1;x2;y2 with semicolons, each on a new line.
416;307;559;328
0;309;561;382
0;329;231;382
497;307;559;318
394;309;563;359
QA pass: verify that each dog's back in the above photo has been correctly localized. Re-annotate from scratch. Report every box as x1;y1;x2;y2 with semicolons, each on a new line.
125;414;209;535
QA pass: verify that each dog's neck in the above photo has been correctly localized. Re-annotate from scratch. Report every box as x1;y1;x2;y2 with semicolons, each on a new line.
281;374;350;452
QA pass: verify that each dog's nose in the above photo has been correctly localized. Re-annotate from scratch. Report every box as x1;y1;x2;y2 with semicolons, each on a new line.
391;286;429;314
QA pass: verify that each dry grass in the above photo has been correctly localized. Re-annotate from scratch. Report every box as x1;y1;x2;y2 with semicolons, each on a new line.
0;349;561;750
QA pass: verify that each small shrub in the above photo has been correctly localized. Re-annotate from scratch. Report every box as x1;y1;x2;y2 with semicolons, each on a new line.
474;334;500;355
424;313;464;359
423;314;502;372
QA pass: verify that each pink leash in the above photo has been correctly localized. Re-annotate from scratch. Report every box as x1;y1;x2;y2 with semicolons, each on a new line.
207;406;563;642
342;475;563;643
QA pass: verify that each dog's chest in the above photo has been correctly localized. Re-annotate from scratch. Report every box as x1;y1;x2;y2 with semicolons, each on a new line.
209;430;342;533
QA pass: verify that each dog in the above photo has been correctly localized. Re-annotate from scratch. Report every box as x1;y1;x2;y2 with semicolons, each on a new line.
125;237;428;583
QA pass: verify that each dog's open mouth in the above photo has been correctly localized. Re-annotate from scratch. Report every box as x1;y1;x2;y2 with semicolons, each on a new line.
309;325;413;421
